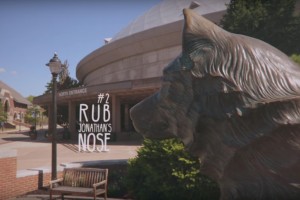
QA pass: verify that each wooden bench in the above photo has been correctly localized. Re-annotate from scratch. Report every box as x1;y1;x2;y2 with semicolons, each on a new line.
49;168;108;200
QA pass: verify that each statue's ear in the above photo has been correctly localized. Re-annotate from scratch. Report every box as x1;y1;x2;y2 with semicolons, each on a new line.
181;9;220;70
183;9;218;39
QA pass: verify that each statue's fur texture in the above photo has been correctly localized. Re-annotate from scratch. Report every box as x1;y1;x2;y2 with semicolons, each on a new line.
130;9;300;200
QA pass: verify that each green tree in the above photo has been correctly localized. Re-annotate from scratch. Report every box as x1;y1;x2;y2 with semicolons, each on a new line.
221;0;300;55
0;102;8;122
126;139;220;200
44;60;82;94
291;54;300;65
43;60;82;126
24;105;40;126
27;95;34;103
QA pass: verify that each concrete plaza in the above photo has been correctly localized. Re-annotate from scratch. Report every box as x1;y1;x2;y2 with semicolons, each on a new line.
0;127;141;171
0;127;141;200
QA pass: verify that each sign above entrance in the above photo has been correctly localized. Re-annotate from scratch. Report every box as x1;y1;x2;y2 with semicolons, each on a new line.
58;88;87;97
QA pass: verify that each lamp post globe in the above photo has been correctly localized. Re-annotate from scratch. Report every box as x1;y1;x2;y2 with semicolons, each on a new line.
46;53;62;180
46;52;62;75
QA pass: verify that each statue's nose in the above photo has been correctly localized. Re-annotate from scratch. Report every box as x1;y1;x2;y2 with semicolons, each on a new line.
130;93;159;133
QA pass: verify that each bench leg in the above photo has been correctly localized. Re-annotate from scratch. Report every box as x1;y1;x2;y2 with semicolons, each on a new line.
94;193;107;200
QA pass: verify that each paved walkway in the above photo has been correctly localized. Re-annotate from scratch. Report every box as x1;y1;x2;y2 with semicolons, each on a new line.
0;127;141;200
0;128;141;171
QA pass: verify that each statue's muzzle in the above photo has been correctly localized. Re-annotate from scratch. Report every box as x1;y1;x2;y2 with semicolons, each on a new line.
130;93;175;139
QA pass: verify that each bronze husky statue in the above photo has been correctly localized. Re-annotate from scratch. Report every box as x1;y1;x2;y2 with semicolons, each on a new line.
130;9;300;200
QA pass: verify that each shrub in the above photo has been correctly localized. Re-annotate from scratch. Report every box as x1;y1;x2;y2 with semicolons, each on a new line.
107;166;128;198
126;138;220;200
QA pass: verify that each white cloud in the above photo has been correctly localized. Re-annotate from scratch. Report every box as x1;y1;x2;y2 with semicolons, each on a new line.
0;68;6;73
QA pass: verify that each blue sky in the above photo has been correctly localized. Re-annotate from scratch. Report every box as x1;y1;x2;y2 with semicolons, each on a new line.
0;0;161;97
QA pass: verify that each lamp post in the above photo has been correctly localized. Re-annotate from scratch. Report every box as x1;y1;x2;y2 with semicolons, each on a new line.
46;53;62;180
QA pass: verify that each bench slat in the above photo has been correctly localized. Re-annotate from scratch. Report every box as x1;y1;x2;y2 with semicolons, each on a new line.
52;186;93;193
50;168;108;200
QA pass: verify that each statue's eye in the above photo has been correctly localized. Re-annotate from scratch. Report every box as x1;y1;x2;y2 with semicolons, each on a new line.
163;56;192;74
179;54;194;71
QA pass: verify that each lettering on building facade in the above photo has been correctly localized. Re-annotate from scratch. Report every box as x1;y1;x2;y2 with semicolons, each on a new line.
58;88;87;97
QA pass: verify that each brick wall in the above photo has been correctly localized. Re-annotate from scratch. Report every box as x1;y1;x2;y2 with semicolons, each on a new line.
0;150;62;199
0;154;17;199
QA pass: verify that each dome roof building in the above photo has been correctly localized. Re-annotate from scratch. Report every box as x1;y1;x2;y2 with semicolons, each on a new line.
34;0;229;139
76;0;229;90
113;0;228;41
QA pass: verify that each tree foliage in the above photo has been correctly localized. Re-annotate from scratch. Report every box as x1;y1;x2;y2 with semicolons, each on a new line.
126;139;220;200
26;95;34;103
0;102;8;122
24;105;40;125
221;0;300;55
43;60;82;125
291;54;300;65
44;60;82;94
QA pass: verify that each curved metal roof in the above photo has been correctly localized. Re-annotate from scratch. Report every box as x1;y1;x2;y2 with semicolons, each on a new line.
112;0;229;41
